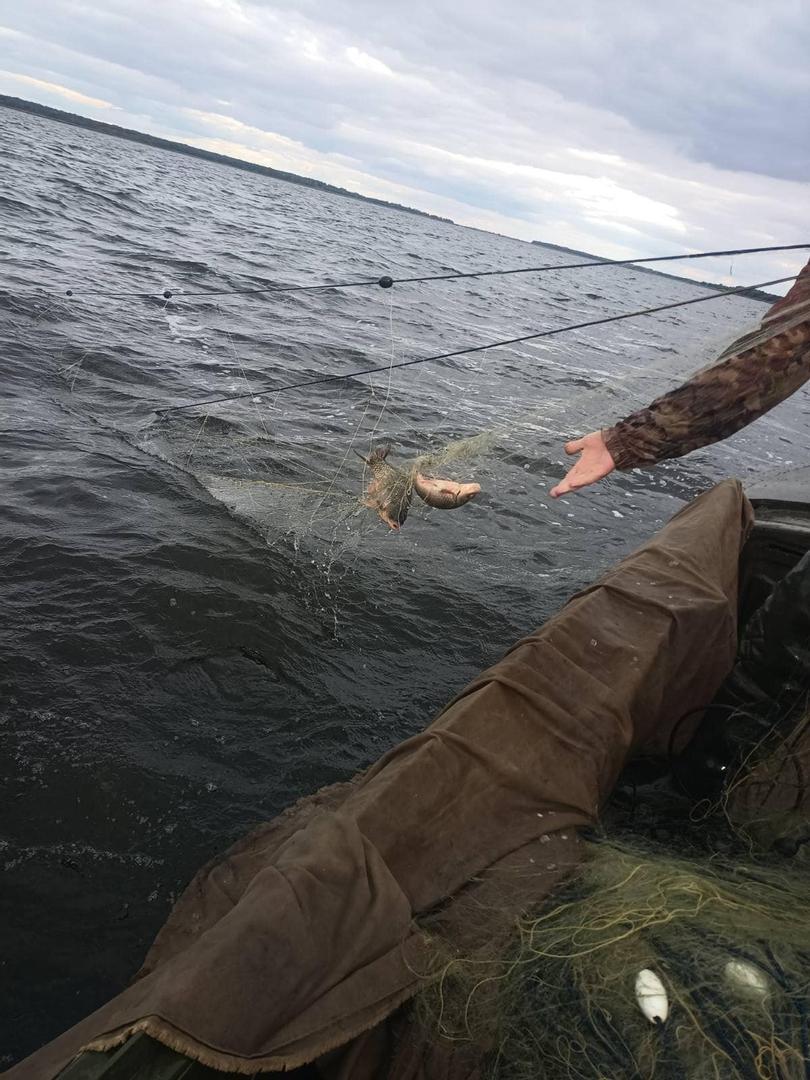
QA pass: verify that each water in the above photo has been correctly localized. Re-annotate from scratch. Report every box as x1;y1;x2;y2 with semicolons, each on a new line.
2;105;809;1066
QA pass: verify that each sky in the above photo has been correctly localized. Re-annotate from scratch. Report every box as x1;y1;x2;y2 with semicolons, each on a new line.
0;0;808;287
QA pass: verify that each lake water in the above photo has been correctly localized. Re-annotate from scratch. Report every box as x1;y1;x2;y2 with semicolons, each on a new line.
2;104;809;1065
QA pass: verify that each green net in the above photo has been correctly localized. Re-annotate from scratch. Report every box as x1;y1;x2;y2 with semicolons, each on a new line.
415;841;809;1079
411;722;810;1080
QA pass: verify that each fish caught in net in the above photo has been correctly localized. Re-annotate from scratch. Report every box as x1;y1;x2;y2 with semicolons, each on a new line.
359;445;481;530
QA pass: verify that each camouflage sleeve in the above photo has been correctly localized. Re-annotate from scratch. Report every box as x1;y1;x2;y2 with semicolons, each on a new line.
603;258;810;470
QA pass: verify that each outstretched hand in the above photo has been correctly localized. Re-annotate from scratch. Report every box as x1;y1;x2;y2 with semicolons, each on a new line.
550;431;616;498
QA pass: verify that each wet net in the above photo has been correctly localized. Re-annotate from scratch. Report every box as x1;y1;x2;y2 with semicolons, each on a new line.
406;545;810;1079
49;277;765;550
108;290;506;559
9;246;802;632
410;719;810;1080
415;834;810;1080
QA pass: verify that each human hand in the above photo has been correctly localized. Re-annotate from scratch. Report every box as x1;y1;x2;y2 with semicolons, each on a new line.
550;431;616;498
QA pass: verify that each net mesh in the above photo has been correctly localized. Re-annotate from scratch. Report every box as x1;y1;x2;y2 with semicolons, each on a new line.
411;722;810;1080
10;263;802;631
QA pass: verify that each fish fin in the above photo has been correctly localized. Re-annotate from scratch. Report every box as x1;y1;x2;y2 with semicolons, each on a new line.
367;445;391;465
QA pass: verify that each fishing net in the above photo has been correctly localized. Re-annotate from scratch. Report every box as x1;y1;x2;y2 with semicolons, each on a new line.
413;833;809;1080
6;123;805;578
116;291;509;561
724;709;810;858
40;260;783;567
9;236;804;654
673;547;810;858
409;582;810;1080
409;728;810;1080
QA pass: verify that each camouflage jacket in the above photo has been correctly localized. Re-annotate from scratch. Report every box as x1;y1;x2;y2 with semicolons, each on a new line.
603;257;810;470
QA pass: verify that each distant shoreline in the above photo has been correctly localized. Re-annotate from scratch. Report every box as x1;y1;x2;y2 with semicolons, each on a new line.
0;94;454;225
531;240;779;301
0;95;779;302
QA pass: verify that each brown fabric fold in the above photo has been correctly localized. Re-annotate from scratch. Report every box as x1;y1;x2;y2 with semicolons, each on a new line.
7;480;752;1079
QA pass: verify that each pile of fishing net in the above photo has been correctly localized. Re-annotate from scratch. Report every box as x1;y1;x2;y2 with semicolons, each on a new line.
409;651;810;1080
413;821;809;1080
405;545;810;1080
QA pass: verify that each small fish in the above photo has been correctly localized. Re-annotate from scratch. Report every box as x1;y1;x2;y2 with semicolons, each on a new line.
359;446;413;530
359;445;482;530
413;472;481;509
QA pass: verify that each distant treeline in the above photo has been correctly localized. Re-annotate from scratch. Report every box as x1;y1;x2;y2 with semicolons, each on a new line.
532;240;779;303
0;95;780;302
0;95;454;225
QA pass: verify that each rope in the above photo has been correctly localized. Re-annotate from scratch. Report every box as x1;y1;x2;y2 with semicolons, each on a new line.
156;273;797;415
58;243;810;301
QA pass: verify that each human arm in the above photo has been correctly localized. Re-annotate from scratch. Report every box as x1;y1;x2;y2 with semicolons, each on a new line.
550;258;810;498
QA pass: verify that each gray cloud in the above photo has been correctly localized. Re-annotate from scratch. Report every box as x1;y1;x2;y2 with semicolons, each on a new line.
280;0;810;180
0;0;807;286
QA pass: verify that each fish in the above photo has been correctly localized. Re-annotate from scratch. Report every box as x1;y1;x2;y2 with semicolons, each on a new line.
359;446;413;530
359;445;481;530
413;472;481;509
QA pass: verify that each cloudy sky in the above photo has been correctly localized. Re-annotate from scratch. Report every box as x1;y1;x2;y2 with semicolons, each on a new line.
1;0;808;286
